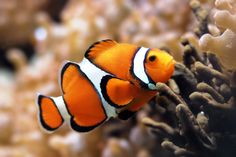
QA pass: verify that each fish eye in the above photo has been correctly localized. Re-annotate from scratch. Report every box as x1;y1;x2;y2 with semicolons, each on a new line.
148;55;156;62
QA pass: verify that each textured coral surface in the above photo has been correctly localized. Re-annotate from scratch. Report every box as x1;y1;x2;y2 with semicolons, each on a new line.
0;0;235;157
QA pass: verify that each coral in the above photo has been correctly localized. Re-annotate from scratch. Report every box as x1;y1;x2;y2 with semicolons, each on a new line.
0;0;67;46
49;131;103;157
190;0;210;37
101;138;133;157
119;0;192;61
143;39;236;157
199;0;236;69
0;0;47;46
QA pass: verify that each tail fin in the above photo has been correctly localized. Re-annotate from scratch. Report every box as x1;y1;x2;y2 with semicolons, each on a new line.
37;95;64;132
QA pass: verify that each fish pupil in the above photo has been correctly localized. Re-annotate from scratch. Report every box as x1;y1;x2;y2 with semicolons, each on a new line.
149;55;156;62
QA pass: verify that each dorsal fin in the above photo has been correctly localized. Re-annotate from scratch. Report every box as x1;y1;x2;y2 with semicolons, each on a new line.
85;39;117;59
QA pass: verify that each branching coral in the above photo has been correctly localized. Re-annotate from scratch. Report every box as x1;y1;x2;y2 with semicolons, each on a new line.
0;0;64;46
143;37;236;156
190;0;210;37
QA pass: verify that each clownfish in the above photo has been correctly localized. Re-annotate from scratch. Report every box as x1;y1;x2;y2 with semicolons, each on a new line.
37;39;175;132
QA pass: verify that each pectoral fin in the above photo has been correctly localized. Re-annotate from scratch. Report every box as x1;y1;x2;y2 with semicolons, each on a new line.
101;76;138;108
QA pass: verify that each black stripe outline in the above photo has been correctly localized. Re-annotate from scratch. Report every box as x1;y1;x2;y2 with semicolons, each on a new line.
60;62;108;132
70;116;106;132
60;61;72;94
143;49;156;85
130;47;155;89
37;95;64;131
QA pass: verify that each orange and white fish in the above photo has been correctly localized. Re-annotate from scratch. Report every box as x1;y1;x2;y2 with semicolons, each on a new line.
37;39;175;132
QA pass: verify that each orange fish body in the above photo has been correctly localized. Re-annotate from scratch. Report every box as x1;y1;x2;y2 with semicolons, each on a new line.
37;39;175;132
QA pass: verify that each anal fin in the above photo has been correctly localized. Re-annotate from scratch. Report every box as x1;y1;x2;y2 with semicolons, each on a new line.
118;110;136;120
118;91;157;120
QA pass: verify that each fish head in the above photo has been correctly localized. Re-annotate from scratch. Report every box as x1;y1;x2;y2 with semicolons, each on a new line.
145;49;175;83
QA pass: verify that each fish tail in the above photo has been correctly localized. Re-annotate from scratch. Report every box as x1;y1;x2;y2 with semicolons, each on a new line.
37;94;65;132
